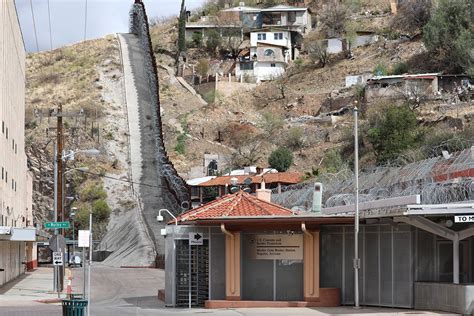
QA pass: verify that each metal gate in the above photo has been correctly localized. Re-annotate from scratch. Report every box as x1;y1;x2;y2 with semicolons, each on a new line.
175;240;209;307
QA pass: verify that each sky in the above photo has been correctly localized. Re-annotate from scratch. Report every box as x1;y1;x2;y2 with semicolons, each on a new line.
15;0;206;53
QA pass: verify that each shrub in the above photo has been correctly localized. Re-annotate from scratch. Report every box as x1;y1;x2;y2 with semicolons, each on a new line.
306;40;329;67
391;62;409;75
373;62;388;76
392;0;432;33
285;127;305;150
367;105;421;163
80;181;107;201
174;133;186;155
92;199;111;222
323;149;344;173
268;147;293;172
196;58;210;78
192;32;203;48
259;112;284;135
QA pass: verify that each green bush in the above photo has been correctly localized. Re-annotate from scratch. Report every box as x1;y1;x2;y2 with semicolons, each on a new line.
192;32;203;48
367;105;422;163
373;62;388;76
323;149;344;173
92;199;111;222
174;133;186;155
423;0;472;74
268;147;293;172
391;62;409;75
80;181;107;201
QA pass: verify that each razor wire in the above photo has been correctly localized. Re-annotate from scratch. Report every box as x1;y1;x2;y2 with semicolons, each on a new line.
272;148;474;210
130;2;190;214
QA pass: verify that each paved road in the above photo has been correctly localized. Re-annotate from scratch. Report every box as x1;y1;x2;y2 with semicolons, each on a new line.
68;264;459;316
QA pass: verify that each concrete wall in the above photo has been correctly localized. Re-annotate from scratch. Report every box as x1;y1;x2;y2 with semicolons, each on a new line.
250;31;291;49
0;0;30;229
415;282;474;314
254;61;285;81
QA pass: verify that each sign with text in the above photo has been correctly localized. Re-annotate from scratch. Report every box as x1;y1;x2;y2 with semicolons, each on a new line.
44;222;70;229
249;234;303;260
455;215;474;223
78;230;90;247
53;252;63;266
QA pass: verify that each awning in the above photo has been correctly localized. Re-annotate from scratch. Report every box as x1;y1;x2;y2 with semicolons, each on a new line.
0;227;37;241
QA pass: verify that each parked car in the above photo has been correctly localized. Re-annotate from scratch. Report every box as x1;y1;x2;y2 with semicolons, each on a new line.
68;254;82;267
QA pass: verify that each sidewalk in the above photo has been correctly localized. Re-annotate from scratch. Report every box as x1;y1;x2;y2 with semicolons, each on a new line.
0;267;65;307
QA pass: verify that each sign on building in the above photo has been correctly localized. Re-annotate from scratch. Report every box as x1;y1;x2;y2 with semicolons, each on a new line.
249;234;303;260
53;252;63;266
189;232;203;246
78;230;90;248
455;215;474;223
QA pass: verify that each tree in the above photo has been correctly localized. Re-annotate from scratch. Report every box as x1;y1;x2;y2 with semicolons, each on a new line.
206;29;222;54
285;127;305;150
367;105;421;164
392;0;432;33
306;40;329;67
423;0;472;73
176;0;186;72
268;147;293;172
319;0;348;37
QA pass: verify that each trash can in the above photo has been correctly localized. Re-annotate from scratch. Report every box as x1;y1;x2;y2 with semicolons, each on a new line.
62;299;88;316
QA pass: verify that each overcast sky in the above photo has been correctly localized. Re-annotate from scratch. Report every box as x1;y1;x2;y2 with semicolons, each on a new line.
15;0;206;53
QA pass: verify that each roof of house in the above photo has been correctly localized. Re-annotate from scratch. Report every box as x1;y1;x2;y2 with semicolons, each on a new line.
173;191;295;223
261;5;308;12
369;73;440;81
196;172;302;187
222;6;261;12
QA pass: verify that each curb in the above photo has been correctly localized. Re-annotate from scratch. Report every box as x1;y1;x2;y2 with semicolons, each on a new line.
35;298;63;304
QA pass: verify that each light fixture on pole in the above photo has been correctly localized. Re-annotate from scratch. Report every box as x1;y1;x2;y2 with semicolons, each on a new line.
353;105;361;309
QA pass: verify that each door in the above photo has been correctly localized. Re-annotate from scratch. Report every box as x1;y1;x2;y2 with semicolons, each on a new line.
175;239;209;307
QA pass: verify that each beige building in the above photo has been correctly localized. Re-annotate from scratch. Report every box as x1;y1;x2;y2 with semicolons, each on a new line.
0;0;36;286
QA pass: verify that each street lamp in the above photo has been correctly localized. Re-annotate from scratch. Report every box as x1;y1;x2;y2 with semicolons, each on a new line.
157;209;178;236
70;207;77;264
353;105;361;309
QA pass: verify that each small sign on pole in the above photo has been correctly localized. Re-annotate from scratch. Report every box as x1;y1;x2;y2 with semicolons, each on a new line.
78;230;90;248
189;232;203;246
53;252;63;266
455;215;474;223
45;222;71;229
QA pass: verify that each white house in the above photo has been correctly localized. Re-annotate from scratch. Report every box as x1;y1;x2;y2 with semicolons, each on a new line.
236;29;294;82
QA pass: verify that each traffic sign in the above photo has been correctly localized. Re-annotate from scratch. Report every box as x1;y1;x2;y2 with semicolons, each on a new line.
455;215;474;223
44;222;70;229
189;232;203;246
53;252;63;266
78;230;90;247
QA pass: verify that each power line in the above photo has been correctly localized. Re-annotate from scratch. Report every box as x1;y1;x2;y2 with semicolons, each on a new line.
29;0;40;52
47;0;53;50
83;0;88;42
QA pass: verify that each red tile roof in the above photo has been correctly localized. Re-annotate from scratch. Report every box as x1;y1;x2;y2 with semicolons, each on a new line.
197;172;302;187
173;191;294;223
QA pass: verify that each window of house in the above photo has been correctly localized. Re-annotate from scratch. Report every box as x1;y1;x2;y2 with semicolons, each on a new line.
12;139;15;150
5;171;7;183
264;49;275;57
15;144;17;154
271;63;276;67
274;33;283;40
1;167;3;180
6;127;8;139
240;62;254;70
2;121;4;134
257;33;266;41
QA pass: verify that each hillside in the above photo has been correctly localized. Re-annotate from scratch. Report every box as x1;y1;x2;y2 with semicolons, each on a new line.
24;1;473;236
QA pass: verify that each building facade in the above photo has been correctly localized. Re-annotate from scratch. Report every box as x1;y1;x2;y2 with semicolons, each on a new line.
0;0;36;286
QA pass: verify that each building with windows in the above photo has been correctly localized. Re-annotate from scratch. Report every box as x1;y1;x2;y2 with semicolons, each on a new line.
0;1;36;286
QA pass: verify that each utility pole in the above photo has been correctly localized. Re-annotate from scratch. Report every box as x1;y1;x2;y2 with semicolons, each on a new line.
353;106;360;309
